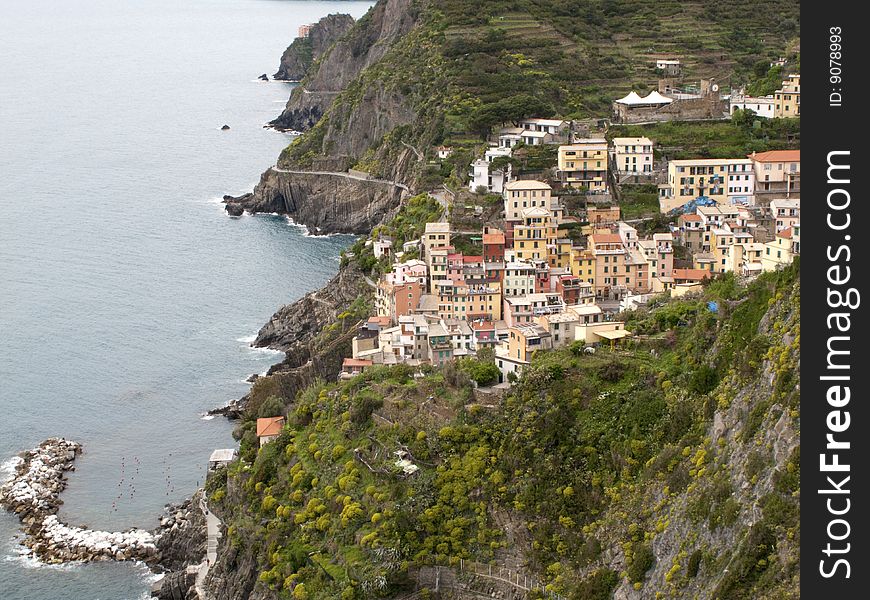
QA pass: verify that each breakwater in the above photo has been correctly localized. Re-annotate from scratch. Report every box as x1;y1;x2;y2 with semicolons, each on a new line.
0;438;160;564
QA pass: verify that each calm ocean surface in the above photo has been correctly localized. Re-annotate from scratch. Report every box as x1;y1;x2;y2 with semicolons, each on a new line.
0;0;372;597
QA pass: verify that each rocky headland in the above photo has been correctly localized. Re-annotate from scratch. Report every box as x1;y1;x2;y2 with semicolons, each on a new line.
222;167;406;234
273;13;355;82
210;261;371;420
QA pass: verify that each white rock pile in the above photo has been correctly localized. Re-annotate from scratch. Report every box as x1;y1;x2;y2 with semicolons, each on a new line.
0;437;160;564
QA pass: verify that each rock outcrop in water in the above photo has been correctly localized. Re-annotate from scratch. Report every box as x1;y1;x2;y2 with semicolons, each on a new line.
273;13;355;82
0;438;159;564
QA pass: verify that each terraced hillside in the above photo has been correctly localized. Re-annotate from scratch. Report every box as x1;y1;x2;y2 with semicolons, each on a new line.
436;0;800;123
275;0;799;189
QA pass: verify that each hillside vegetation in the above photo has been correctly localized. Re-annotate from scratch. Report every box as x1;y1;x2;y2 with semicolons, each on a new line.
208;262;800;600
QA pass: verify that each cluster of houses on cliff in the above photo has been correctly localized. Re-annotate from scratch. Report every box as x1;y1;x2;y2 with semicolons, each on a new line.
339;65;800;386
342;158;798;386
345;181;635;384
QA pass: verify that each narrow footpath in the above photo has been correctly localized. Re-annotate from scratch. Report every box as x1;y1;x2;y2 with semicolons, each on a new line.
194;495;222;599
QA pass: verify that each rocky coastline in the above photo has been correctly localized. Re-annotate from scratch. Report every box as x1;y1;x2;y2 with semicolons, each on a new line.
209;261;370;420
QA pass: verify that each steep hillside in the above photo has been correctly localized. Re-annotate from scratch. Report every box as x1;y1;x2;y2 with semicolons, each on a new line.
201;263;799;600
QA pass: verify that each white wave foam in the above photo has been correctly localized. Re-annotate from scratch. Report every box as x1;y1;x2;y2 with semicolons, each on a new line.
246;345;283;356
1;456;23;484
200;414;215;421
3;543;81;571
236;334;257;344
282;216;349;239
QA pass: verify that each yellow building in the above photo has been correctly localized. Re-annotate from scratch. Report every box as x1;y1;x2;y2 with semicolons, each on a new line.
662;158;753;213
774;74;800;118
558;139;608;191
761;228;796;271
435;280;502;321
549;238;573;269
513;207;558;262
570;248;596;287
507;323;553;363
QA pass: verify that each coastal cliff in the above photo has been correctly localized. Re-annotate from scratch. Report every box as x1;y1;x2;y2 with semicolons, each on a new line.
273;14;355;82
270;0;418;133
198;266;800;600
212;262;372;420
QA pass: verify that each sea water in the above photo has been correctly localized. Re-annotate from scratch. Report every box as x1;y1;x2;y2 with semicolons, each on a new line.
0;1;373;597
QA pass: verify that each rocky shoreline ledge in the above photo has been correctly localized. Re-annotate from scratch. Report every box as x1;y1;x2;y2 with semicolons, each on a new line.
0;438;160;565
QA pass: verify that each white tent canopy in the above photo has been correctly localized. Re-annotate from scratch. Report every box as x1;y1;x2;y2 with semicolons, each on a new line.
642;91;673;104
615;91;644;105
615;90;673;106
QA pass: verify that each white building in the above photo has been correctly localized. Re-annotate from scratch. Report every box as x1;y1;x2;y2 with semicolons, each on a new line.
373;239;393;259
729;92;775;119
517;118;566;135
769;199;800;232
503;261;537;297
611;136;653;174
469;146;515;193
469;159;511;193
726;158;755;205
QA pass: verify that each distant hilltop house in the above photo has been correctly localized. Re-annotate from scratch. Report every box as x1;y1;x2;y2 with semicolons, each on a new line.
612;78;727;124
297;24;312;38
654;58;682;77
435;146;453;159
496;118;569;148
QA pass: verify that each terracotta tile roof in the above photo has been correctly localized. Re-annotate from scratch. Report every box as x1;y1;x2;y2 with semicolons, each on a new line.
483;233;505;244
590;233;623;244
777;227;794;239
256;416;285;438
749;150;800;163
673;268;712;282
343;358;374;368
